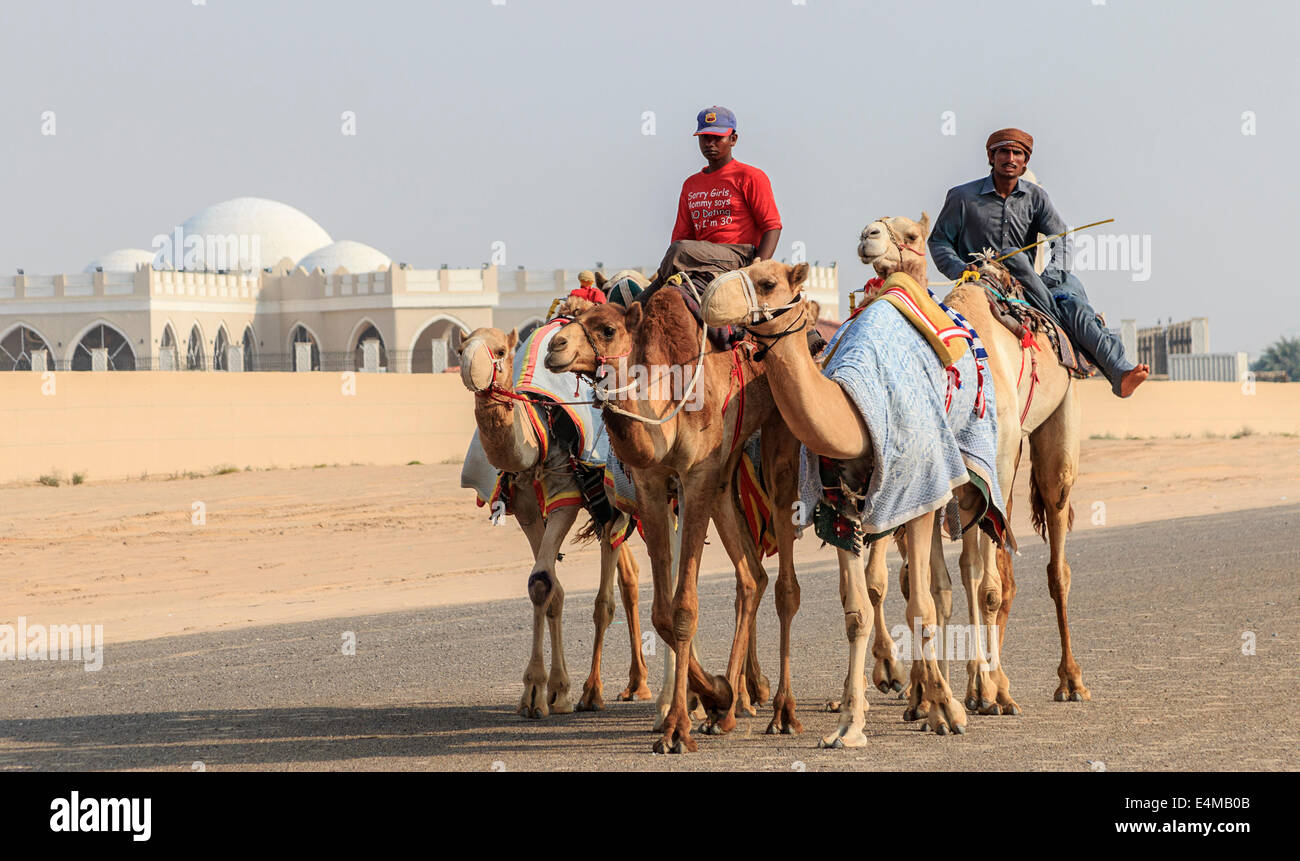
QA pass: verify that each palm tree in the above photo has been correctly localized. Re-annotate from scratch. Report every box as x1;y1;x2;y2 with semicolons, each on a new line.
1252;336;1300;380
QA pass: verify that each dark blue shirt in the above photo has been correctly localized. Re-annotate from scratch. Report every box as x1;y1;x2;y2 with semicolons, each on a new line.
928;174;1069;280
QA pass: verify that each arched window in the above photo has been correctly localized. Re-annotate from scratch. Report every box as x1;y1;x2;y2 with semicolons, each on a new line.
410;318;468;373
291;325;320;371
352;323;387;372
0;326;53;371
72;323;136;371
212;328;229;371
186;325;206;370
242;326;257;372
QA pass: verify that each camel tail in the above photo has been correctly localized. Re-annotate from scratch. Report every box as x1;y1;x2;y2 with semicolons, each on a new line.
1029;472;1048;542
1028;471;1074;542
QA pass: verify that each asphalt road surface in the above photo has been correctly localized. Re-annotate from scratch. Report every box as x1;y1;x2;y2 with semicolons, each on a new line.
2;504;1296;771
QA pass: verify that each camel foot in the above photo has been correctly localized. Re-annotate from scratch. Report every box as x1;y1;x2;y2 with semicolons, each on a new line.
697;675;734;719
819;722;867;749
1054;680;1091;702
925;695;967;736
575;681;604;712
747;673;771;708
765;695;803;736
824;699;842;713
519;681;549;720
872;654;906;695
653;709;698;754
616;682;653;702
548;688;573;715
688;694;707;722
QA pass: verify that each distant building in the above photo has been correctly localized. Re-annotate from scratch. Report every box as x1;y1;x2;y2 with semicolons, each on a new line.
1;197;840;373
1135;317;1209;375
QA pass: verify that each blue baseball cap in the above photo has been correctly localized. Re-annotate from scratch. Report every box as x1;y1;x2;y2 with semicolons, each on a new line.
694;106;736;136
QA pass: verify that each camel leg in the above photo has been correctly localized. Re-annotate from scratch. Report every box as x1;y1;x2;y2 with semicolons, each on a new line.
652;472;732;754
901;511;966;735
577;528;619;711
764;476;802;737
989;445;1022;714
531;504;578;716
929;515;954;689
819;546;872;748
1031;392;1089;702
867;536;906;695
702;489;764;734
614;542;652;701
954;486;999;716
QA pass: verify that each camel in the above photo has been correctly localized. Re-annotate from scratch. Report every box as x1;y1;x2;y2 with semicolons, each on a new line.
458;326;652;718
704;215;1089;746
545;289;804;753
856;215;1088;709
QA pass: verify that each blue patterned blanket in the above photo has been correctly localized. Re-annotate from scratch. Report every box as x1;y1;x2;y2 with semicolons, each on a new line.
798;297;1006;540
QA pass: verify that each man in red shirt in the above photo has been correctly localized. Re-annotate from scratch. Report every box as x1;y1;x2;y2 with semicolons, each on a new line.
649;106;783;288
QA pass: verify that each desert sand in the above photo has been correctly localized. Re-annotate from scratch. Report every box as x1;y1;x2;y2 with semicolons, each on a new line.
2;433;1296;646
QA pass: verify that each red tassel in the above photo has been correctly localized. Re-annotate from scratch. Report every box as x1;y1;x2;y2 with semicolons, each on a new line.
944;365;961;412
975;362;987;418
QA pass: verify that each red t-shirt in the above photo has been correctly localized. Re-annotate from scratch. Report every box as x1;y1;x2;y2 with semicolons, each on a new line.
671;160;782;247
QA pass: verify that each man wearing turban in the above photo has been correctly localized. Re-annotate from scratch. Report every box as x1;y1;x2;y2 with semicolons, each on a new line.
929;128;1148;397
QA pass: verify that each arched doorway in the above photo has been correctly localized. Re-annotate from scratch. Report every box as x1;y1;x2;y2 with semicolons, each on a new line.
72;323;136;371
186;325;206;371
352;323;387;372
159;324;179;371
0;325;53;371
409;317;468;373
213;327;230;371
242;325;257;371
290;324;320;372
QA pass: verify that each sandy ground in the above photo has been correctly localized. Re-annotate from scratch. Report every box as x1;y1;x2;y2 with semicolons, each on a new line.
1;435;1297;646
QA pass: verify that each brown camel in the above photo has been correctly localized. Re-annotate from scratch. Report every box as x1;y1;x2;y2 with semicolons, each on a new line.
545;289;804;753
857;215;1088;708
458;326;651;718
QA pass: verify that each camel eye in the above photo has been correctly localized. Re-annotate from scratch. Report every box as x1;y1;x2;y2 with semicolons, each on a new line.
494;348;505;358
758;279;776;290
601;325;615;339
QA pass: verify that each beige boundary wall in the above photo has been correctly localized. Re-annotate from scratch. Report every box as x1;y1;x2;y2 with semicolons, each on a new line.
0;371;477;484
0;374;1295;485
1074;379;1300;438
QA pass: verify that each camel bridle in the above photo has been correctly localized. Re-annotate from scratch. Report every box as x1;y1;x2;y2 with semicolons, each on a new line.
871;217;927;266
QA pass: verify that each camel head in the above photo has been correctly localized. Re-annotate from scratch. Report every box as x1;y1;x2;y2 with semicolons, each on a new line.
545;302;633;376
857;213;929;279
458;326;517;394
701;259;809;331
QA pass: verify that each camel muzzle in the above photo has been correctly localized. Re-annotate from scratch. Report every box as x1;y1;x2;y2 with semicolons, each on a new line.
701;270;758;327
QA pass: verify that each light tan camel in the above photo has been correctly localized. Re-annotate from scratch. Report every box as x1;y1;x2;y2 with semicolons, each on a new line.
705;260;987;740
857;215;1089;708
545;290;804;753
458;326;652;718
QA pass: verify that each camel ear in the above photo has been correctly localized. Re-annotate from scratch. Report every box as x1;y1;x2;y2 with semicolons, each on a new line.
507;328;518;351
808;299;821;320
625;302;643;331
918;211;930;239
594;271;607;289
458;325;472;341
789;262;810;288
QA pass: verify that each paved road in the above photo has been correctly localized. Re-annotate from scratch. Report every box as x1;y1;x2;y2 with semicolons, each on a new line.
2;504;1297;771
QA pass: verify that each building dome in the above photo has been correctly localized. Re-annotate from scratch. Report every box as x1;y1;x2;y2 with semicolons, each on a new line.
297;240;391;273
171;197;333;271
83;248;156;273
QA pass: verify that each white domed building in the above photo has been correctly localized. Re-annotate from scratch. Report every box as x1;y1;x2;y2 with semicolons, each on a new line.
83;249;156;274
0;196;839;373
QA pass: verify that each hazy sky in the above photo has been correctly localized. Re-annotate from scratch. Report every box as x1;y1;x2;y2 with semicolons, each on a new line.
1;0;1294;355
